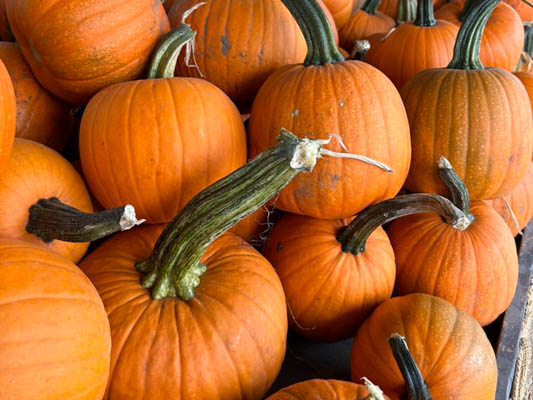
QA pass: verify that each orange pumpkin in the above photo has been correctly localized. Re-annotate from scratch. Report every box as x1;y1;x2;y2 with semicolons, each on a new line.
364;0;459;89
435;0;523;71
504;0;533;20
0;58;14;178
351;293;498;400
403;0;532;200
0;43;73;151
249;0;411;219
263;213;395;342
0;238;111;400
0;138;92;262
5;0;170;104
323;0;354;27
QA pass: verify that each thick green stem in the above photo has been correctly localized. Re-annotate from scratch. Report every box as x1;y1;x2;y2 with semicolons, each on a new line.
26;198;143;243
388;334;433;400
361;0;382;14
397;0;417;24
415;0;436;26
524;22;533;57
438;157;474;222
448;0;500;70
282;0;344;65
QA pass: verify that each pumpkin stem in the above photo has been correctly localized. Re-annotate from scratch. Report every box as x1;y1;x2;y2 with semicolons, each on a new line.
26;197;144;243
361;377;387;400
136;129;390;300
524;22;533;57
361;0;382;15
447;0;499;70
388;334;433;400
351;40;371;60
438;157;474;223
397;0;417;24
415;0;436;26
281;0;344;65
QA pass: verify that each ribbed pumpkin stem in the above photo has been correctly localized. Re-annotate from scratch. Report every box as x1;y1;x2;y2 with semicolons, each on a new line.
448;0;500;70
415;0;436;26
524;22;533;57
282;0;344;65
397;0;417;24
361;0;382;14
438;157;475;223
26;198;143;243
352;40;371;60
388;334;433;400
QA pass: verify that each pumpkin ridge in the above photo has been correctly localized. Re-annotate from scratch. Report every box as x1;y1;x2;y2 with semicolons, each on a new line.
150;79;167;218
105;291;149;317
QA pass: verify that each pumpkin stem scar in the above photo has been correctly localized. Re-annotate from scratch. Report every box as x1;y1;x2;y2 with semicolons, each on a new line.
26;197;144;243
351;40;370;61
361;377;387;400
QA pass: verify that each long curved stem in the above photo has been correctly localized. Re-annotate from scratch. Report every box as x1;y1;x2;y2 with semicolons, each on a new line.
438;157;474;222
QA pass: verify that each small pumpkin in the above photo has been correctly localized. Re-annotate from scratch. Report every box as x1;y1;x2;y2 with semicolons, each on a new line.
5;0;170;104
0;42;73;151
249;0;411;219
266;379;390;400
351;293;498;400
435;0;524;71
0;238;111;400
0;57;15;179
323;0;355;27
402;0;532;199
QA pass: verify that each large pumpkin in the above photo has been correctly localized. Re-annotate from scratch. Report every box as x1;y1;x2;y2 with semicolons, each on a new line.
0;57;14;178
402;0;532;199
249;0;411;219
435;0;523;71
351;293;497;400
0;42;73;150
0;238;111;400
323;0;354;27
5;0;170;104
266;379;390;399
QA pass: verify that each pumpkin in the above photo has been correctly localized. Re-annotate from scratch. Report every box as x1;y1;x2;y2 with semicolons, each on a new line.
0;58;14;179
0;0;13;41
487;162;533;236
79;25;247;224
262;213;395;342
387;158;518;326
167;0;337;110
0;238;111;400
351;293;498;400
402;0;532;200
339;0;395;52
0;42;73;151
435;0;524;71
0;138;93;262
249;0;411;219
5;0;170;104
266;379;391;400
364;0;459;89
504;0;533;20
79;130;349;399
323;0;354;27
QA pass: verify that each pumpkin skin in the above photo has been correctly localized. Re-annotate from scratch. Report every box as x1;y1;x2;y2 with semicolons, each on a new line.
0;138;93;263
435;0;524;71
79;78;247;224
5;0;170;104
263;214;395;342
504;0;533;20
80;225;287;400
0;238;111;400
266;379;391;400
249;61;411;219
388;201;518;326
323;0;354;28
487;162;533;236
0;42;73;151
0;58;15;178
339;8;395;51
402;68;532;200
351;293;498;400
515;71;533;131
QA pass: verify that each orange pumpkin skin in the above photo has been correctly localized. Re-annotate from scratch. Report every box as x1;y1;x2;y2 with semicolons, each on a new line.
323;0;354;28
515;71;533;130
504;0;533;21
0;239;111;400
0;138;93;262
435;0;524;71
266;379;391;400
0;58;15;179
79;78;247;224
339;9;395;51
0;43;73;151
249;61;411;219
263;214;395;342
365;21;459;89
80;225;287;400
5;0;170;104
388;202;518;326
402;68;532;200
351;294;498;400
487;163;533;236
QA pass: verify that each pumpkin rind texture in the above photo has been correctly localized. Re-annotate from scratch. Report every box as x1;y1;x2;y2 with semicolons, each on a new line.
79;78;247;224
504;0;533;20
0;239;111;400
351;293;498;400
80;225;288;400
266;379;391;399
0;57;15;179
5;0;170;104
402;68;532;200
323;0;354;28
249;61;411;219
515;71;533;132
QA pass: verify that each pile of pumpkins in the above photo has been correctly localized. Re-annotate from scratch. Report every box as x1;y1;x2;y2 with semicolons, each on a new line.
0;0;532;399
